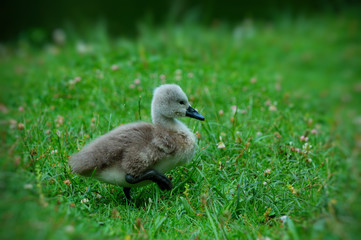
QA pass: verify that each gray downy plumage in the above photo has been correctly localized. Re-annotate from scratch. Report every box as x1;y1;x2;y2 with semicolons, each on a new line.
69;84;204;189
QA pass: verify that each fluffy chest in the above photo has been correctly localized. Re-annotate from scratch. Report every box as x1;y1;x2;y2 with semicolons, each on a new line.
154;132;196;173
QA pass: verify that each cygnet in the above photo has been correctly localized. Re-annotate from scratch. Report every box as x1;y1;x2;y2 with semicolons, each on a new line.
69;84;205;200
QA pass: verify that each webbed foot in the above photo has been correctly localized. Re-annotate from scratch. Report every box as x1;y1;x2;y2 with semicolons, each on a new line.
123;187;131;201
125;169;173;191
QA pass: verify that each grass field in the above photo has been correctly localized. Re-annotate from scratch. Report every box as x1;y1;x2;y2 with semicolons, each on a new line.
1;11;360;239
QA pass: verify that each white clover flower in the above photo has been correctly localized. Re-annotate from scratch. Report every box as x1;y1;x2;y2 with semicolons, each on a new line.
80;198;89;204
0;104;9;114
76;42;92;54
111;64;119;71
269;105;277;111
134;79;141;85
217;142;226;149
65;225;75;233
257;236;271;240
280;215;289;223
240;109;247;114
24;184;33;189
74;76;81;83
9;119;17;129
52;29;66;45
17;123;25;130
302;143;312;153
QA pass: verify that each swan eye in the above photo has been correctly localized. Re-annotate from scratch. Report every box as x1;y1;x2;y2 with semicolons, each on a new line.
179;101;185;105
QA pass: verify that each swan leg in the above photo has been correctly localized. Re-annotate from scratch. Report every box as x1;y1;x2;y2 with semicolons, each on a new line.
123;187;131;201
125;169;173;190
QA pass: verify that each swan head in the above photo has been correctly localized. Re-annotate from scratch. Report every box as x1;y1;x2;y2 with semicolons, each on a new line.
151;84;205;122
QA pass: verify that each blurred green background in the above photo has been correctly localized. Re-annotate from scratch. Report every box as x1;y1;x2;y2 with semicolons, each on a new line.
2;0;360;41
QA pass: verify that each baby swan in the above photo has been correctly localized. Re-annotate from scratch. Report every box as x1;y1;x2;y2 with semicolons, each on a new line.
69;84;205;200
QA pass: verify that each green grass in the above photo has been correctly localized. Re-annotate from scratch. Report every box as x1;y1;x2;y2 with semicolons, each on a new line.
1;12;361;239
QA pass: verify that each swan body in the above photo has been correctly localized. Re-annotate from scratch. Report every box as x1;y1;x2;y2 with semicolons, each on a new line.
69;84;204;197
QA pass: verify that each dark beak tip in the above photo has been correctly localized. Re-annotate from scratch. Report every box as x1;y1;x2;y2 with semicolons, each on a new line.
192;115;205;121
186;106;205;121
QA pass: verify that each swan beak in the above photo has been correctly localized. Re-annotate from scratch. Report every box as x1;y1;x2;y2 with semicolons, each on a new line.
186;106;205;121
